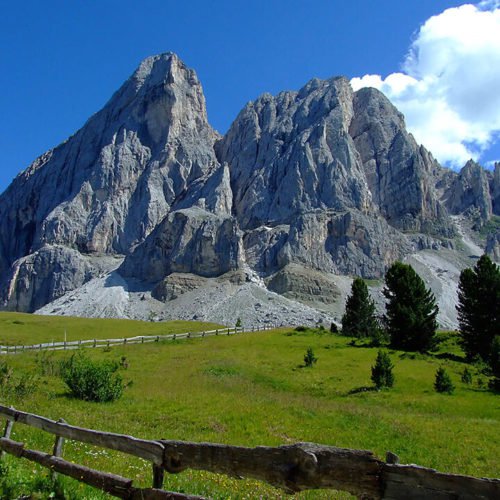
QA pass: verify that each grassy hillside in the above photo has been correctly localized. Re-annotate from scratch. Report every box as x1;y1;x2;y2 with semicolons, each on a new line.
0;312;222;345
0;318;498;498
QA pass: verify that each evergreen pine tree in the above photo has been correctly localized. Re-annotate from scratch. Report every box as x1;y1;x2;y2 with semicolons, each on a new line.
434;367;455;394
457;255;500;361
342;278;379;339
371;350;394;389
383;262;438;352
303;347;317;367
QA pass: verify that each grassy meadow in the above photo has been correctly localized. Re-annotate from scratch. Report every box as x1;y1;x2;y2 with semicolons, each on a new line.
0;312;222;345
0;314;498;499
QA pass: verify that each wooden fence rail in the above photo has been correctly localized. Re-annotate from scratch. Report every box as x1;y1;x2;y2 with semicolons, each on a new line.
0;405;498;499
0;325;278;355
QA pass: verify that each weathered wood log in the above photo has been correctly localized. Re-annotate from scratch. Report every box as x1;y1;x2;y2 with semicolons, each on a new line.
1;416;14;458
0;405;164;465
51;418;66;481
381;463;500;499
0;438;203;499
158;440;383;497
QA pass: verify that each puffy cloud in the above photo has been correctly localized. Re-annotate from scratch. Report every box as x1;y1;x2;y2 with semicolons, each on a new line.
351;2;500;168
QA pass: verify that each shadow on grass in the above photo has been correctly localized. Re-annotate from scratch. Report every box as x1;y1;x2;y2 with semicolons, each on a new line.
434;352;467;363
346;386;378;396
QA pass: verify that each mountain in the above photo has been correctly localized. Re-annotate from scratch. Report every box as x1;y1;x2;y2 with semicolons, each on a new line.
1;53;498;327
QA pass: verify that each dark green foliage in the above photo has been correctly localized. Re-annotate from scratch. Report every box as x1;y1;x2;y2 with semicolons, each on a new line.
457;255;500;361
60;352;124;402
342;278;379;339
490;336;500;377
461;367;473;385
235;317;242;328
371;350;394;389
488;377;500;393
434;367;455;394
303;347;318;367
0;360;38;399
384;262;438;352
489;336;500;394
330;322;339;334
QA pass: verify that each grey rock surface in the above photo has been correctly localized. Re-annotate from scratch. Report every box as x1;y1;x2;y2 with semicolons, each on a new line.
1;52;498;325
444;160;493;224
120;207;242;282
0;53;220;306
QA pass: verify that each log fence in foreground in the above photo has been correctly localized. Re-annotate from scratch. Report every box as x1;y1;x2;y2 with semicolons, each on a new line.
0;405;498;499
0;324;279;355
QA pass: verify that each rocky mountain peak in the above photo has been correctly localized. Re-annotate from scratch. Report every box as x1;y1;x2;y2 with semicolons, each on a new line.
1;53;497;322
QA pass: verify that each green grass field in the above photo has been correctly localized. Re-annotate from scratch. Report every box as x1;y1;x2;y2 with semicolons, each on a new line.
0;315;498;499
0;312;222;345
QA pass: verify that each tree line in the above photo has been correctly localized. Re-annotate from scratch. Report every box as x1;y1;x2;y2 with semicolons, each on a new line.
340;255;500;392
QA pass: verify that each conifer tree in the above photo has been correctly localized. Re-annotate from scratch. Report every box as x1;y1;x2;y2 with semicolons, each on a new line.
342;278;379;339
383;262;438;352
371;350;394;389
457;255;500;361
434;367;455;394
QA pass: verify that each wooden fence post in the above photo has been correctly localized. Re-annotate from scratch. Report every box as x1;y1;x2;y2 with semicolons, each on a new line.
51;419;66;481
93;339;97;348
1;418;14;458
152;464;164;489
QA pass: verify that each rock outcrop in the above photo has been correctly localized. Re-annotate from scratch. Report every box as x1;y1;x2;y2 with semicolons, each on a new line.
444;160;493;225
0;52;497;321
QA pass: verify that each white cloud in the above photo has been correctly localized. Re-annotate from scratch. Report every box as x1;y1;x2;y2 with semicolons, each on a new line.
351;2;500;168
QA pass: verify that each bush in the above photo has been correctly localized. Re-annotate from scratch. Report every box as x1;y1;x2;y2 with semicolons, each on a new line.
371;350;394;389
330;322;339;334
303;347;318;367
461;367;473;385
60;352;124;402
235;317;242;328
434;367;455;394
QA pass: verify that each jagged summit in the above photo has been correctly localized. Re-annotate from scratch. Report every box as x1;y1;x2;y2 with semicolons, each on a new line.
0;53;498;326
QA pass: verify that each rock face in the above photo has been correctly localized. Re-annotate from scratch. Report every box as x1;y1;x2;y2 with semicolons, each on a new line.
0;52;498;319
444;160;493;224
0;53;224;308
350;88;452;235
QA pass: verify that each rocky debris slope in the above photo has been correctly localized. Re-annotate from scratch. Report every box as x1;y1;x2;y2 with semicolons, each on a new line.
1;52;499;326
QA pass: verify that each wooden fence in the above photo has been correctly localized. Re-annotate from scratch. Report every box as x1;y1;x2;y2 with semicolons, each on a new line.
0;325;279;355
0;405;498;499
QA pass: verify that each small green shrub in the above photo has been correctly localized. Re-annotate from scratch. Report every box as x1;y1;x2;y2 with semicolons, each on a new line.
371;350;394;389
330;322;339;334
0;361;38;399
60;352;124;402
303;347;318;367
235;317;242;328
434;367;455;394
461;367;473;385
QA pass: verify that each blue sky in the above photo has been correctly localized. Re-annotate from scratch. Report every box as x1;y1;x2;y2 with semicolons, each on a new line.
1;0;498;193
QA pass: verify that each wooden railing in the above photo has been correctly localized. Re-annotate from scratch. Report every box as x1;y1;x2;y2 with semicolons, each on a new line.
0;405;498;499
0;325;279;355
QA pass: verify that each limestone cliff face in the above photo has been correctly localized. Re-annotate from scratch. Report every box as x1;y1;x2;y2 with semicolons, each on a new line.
0;53;224;308
217;77;372;229
0;52;497;313
349;88;451;235
444;160;493;223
